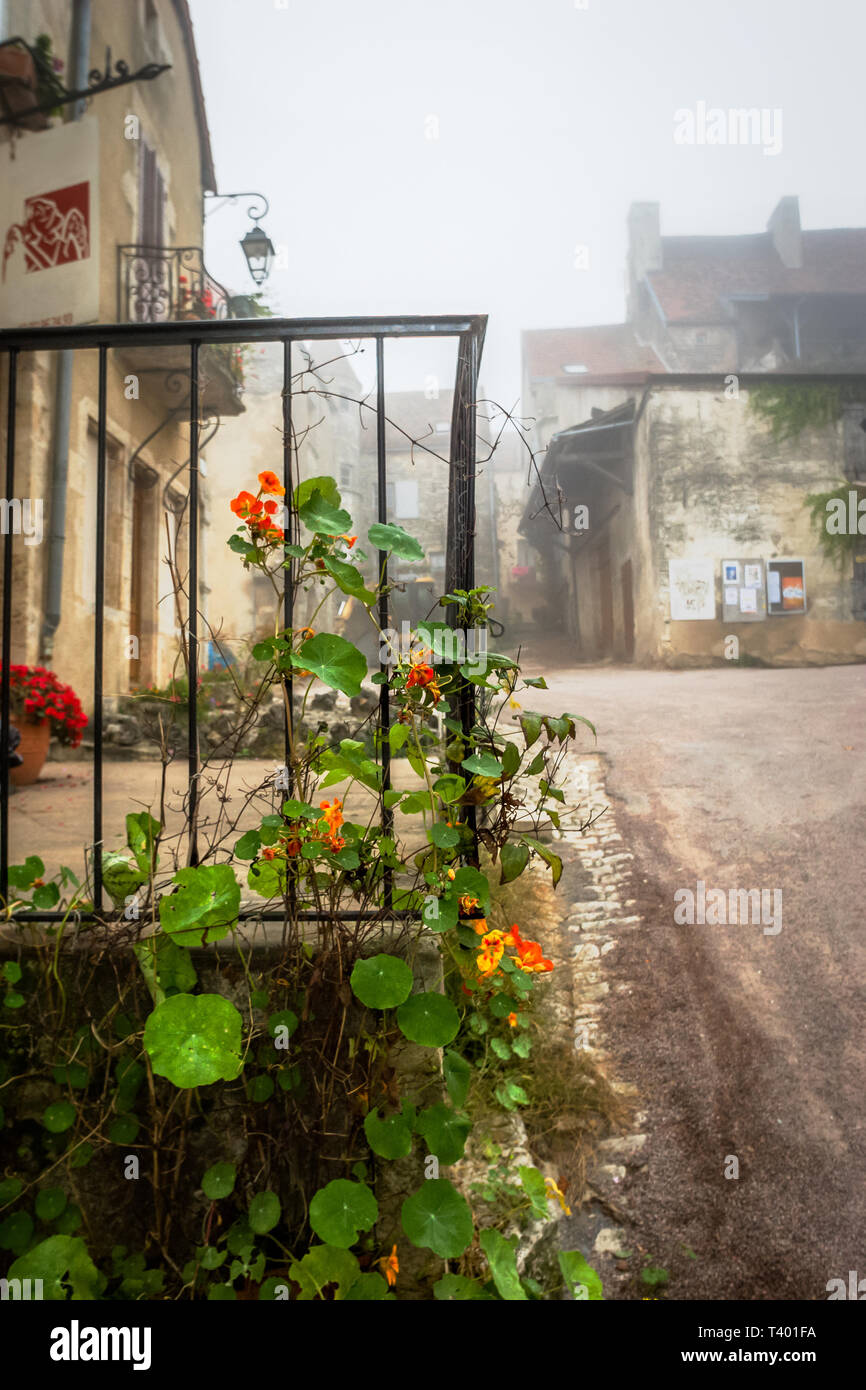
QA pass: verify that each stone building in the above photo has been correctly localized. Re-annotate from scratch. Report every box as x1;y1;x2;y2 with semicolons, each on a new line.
0;0;240;704
520;198;866;665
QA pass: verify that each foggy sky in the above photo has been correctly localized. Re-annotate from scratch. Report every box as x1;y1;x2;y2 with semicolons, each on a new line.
191;0;866;407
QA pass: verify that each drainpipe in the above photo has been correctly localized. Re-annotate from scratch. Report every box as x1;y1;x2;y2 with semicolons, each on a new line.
40;0;91;662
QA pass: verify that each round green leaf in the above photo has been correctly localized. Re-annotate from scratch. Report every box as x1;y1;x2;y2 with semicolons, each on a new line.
363;1108;413;1160
401;1178;473;1258
248;1190;281;1234
2;961;22;983
202;1162;236;1201
0;1210;33;1254
350;954;413;1010
35;1187;68;1222
0;1176;24;1205
309;1180;378;1249
345;1272;393;1300
143;992;243;1088
267;1009;299;1040
108;1115;140;1144
290;633;367;698
42;1101;76;1133
397;991;460;1047
248;1074;274;1103
414;1104;471;1164
54;1204;83;1235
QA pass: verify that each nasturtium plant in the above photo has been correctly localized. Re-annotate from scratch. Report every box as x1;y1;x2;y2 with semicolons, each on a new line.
248;1191;281;1235
4;458;593;1303
350;954;413;1010
397;992;460;1047
480;1228;526;1301
401;1178;473;1258
309;1180;378;1249
143;993;244;1088
363;1108;413;1160
159;865;240;944
8;1235;102;1300
202;1162;237;1201
42;1101;76;1133
414;1104;471;1165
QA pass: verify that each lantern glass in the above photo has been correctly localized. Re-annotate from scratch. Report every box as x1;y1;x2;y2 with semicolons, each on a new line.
240;225;275;285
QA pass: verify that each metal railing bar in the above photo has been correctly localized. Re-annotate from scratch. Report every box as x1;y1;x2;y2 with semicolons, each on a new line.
93;345;107;912
187;341;200;867
375;337;393;909
1;349;17;906
0;315;486;353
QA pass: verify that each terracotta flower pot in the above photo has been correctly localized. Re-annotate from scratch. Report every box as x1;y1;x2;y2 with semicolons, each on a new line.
0;45;51;130
11;718;51;786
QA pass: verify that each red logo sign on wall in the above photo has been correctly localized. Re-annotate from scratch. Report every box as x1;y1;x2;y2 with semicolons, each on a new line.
2;181;90;281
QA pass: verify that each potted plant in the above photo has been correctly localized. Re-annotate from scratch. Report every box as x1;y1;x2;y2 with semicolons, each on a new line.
4;664;88;785
0;35;63;130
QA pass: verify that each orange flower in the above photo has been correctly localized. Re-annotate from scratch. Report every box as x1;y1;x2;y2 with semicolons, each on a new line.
472;918;488;936
230;490;263;519
339;534;357;548
406;660;441;704
477;930;505;977
501;923;554;974
263;499;279;515
318;798;345;850
458;895;480;915
258;470;285;496
377;1244;399;1287
261;846;278;861
507;1012;518;1027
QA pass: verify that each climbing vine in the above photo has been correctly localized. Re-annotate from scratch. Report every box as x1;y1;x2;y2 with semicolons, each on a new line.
0;457;602;1301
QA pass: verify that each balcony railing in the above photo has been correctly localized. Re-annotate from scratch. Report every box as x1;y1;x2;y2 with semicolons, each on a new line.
117;244;233;324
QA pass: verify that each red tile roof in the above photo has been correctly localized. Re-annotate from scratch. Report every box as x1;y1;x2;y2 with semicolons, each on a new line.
523;324;663;381
648;228;866;322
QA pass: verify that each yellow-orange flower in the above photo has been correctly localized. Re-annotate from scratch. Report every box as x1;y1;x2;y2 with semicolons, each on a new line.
257;469;285;496
377;1244;399;1287
458;895;480;916
507;1012;518;1027
477;930;505;977
472;917;488;936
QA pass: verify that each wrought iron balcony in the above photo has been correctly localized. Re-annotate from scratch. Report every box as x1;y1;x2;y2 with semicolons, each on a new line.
117;244;233;325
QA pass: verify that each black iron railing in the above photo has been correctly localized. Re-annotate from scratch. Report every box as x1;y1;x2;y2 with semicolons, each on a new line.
117;245;233;324
0;313;486;921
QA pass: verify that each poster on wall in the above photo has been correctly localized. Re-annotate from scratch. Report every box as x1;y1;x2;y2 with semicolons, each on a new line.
0;116;100;328
669;558;716;620
721;557;767;622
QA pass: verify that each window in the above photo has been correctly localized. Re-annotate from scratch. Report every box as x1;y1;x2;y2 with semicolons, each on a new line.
138;141;165;248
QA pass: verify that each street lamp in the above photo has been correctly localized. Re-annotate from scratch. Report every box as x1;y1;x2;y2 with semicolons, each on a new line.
203;190;275;287
239;222;275;285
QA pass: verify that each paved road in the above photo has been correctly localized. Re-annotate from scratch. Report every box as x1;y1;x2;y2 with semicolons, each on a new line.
520;649;866;1300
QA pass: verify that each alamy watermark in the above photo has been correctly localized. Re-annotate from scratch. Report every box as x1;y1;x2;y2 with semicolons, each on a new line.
674;102;782;156
379;621;488;676
0;497;42;545
674;880;782;936
824;490;866;535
